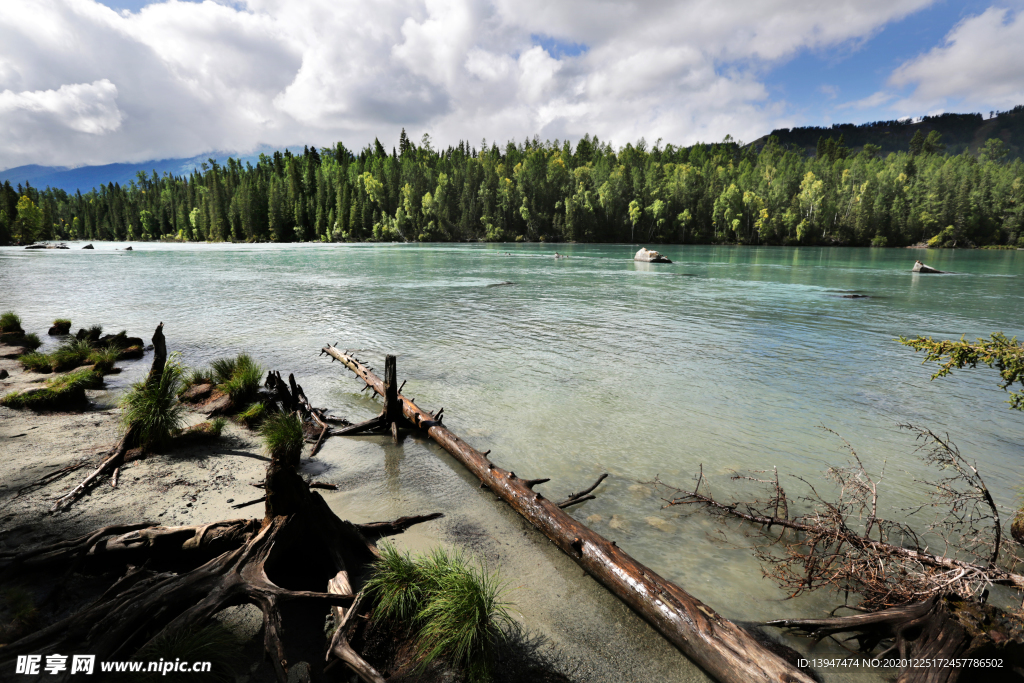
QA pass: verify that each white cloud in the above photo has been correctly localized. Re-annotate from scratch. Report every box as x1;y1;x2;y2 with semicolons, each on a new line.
0;0;938;169
0;79;122;134
889;7;1024;112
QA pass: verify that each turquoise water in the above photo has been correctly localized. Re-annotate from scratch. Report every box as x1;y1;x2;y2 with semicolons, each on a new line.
2;242;1023;638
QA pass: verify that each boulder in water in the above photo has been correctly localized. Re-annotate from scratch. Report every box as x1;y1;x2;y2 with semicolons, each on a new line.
912;260;943;274
24;244;46;249
82;244;94;249
635;247;672;263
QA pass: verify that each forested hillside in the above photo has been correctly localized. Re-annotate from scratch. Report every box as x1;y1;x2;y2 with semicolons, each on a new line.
760;105;1024;160
2;125;1023;248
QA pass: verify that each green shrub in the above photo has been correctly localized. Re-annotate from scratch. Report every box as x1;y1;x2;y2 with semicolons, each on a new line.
210;356;240;384
366;544;515;681
259;412;304;464
870;235;889;247
238;401;269;428
1;368;102;410
0;311;23;334
53;318;71;326
21;333;41;350
18;351;52;373
120;357;186;449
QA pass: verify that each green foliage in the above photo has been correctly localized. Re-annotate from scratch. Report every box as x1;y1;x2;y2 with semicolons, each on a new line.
217;353;263;402
120;356;187;448
899;332;1024;410
13;195;43;244
238;401;269;428
88;345;122;374
19;333;41;350
366;544;515;680
1;367;102;410
134;622;243;683
49;338;94;372
0;311;23;333
18;351;52;373
9;109;1024;247
53;318;71;326
258;411;304;463
179;367;214;395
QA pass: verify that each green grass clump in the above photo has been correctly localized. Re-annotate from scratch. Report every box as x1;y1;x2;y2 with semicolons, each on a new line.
50;338;94;371
18;351;52;373
238;401;269;428
259;411;304;464
53;318;71;326
120;357;186;449
21;333;41;350
1;368;102;410
88;345;121;374
365;544;515;681
134;622;243;683
0;311;23;334
218;353;263;402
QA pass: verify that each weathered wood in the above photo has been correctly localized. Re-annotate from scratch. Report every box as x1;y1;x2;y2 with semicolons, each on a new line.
320;346;813;683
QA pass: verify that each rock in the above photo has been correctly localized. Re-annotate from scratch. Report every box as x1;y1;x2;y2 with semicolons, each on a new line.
180;383;215;403
82;243;94;249
199;392;234;416
634;247;672;263
0;346;29;359
48;322;72;336
24;244;46;249
117;345;145;360
646;516;674;532
0;369;8;379
912;260;943;274
120;246;133;251
841;294;869;299
99;333;144;349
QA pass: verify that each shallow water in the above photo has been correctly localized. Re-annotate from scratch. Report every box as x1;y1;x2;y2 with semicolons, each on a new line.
2;242;1022;679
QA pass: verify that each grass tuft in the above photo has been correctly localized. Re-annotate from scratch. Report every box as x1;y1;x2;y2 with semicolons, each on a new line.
366;544;515;681
210;357;239;384
18;351;52;373
0;311;23;334
134;622;243;683
219;353;263;402
88;345;121;374
119;355;187;449
258;411;304;464
53;318;72;326
238;401;269;428
50;338;94;372
1;367;102;410
20;333;41;350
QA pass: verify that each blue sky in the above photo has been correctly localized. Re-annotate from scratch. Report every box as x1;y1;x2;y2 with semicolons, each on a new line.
1;0;1023;169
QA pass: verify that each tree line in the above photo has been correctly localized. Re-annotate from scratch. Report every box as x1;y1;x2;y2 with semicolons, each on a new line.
1;127;1022;248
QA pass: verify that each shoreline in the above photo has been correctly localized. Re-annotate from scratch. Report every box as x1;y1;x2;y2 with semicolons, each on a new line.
0;338;713;683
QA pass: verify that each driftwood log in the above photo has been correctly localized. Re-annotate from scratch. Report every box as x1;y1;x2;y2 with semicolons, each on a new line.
320;346;813;683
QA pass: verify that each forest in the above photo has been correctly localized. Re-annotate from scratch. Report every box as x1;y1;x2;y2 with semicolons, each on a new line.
1;123;1023;248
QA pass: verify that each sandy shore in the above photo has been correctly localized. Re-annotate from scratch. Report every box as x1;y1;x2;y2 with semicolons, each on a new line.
0;350;710;683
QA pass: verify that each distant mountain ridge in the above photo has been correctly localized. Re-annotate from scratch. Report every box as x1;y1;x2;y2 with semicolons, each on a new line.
752;105;1024;158
0;151;267;195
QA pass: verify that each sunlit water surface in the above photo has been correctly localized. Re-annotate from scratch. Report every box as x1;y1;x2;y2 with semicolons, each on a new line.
2;242;1022;679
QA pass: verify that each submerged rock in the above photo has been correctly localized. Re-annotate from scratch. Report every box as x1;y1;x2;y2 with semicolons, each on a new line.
82;244;94;249
912;260;943;274
634;247;672;263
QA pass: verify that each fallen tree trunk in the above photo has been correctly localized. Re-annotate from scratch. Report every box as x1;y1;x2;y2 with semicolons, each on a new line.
320;346;814;683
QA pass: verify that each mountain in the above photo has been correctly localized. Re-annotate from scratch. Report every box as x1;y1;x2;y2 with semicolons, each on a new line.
0;152;267;195
752;105;1024;159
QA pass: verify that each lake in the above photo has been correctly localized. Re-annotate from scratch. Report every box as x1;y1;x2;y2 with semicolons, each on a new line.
2;242;1022;680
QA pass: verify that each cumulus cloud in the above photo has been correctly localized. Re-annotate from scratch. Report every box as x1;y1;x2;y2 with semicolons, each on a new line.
889;7;1024;112
0;0;938;169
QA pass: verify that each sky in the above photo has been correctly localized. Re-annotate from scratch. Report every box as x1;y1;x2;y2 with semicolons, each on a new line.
1;0;1023;170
